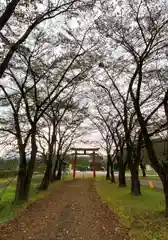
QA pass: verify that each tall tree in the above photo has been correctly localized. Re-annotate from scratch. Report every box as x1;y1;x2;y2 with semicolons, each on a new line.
95;0;168;213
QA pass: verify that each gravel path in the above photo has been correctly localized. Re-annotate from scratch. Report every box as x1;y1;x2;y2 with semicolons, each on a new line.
0;179;129;240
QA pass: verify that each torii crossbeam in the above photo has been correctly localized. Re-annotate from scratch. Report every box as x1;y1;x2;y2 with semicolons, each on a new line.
70;147;100;179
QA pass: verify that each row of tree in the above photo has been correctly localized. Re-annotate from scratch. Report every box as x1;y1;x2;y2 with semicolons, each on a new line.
89;0;168;216
0;0;99;202
1;0;168;218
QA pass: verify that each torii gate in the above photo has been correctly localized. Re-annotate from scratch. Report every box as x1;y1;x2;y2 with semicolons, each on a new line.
70;147;100;178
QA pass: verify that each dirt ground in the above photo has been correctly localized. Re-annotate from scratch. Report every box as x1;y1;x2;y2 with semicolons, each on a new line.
0;179;130;240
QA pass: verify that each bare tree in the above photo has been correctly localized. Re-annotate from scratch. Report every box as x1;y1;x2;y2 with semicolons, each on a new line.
0;0;96;77
95;0;168;214
90;114;115;182
0;19;98;202
54;106;86;180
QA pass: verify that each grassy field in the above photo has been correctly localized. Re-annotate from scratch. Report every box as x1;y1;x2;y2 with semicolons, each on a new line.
143;168;158;176
126;168;158;177
0;174;62;224
95;179;168;240
0;174;43;201
140;176;160;181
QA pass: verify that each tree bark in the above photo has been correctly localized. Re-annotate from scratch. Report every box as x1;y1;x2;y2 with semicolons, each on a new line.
139;122;168;210
53;153;61;180
55;158;62;180
14;112;29;202
140;164;146;177
118;162;126;187
110;159;115;183
130;65;162;175
162;90;168;216
51;159;58;181
161;175;168;217
38;156;52;190
117;149;127;187
38;150;52;189
0;0;20;31
14;147;27;202
23;129;37;200
39;122;56;189
128;146;141;196
131;133;142;195
164;90;168;124
106;154;111;180
130;165;141;196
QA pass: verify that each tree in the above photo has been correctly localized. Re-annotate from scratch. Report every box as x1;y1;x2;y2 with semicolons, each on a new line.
89;85;127;186
53;99;87;180
95;0;168;213
38;88;86;188
0;16;98;201
93;63;142;195
0;0;96;77
90;115;115;182
37;97;72;189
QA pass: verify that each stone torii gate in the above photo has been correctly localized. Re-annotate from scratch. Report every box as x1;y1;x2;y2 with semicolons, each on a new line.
70;147;100;179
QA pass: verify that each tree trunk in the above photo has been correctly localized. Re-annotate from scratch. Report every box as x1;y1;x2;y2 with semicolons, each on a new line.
140;164;146;177
14;113;28;203
163;90;168;216
130;165;141;196
0;0;20;31
23;130;37;200
130;84;165;205
53;153;61;180
118;162;126;187
14;148;27;202
106;154;111;180
39;129;56;189
128;159;141;195
110;160;115;183
51;159;58;181
140;126;168;213
161;175;168;217
117;149;127;187
55;158;62;180
130;135;142;195
38;157;52;190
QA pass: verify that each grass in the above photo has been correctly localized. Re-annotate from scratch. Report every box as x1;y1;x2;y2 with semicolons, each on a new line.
95;179;168;240
126;169;158;177
0;174;44;202
0;174;61;224
143;168;158;176
140;176;160;181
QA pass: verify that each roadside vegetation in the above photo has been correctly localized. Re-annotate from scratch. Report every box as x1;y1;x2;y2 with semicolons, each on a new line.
0;177;61;224
96;179;168;240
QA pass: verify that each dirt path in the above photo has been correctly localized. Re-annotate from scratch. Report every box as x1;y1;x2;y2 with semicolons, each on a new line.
0;179;129;240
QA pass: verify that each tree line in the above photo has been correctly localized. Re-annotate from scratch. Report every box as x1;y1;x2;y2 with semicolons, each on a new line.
89;0;168;216
0;0;100;202
1;0;168;217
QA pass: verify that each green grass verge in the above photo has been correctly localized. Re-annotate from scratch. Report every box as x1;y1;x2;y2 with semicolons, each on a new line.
0;176;61;224
140;176;160;181
126;168;158;176
144;169;158;176
95;179;168;240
